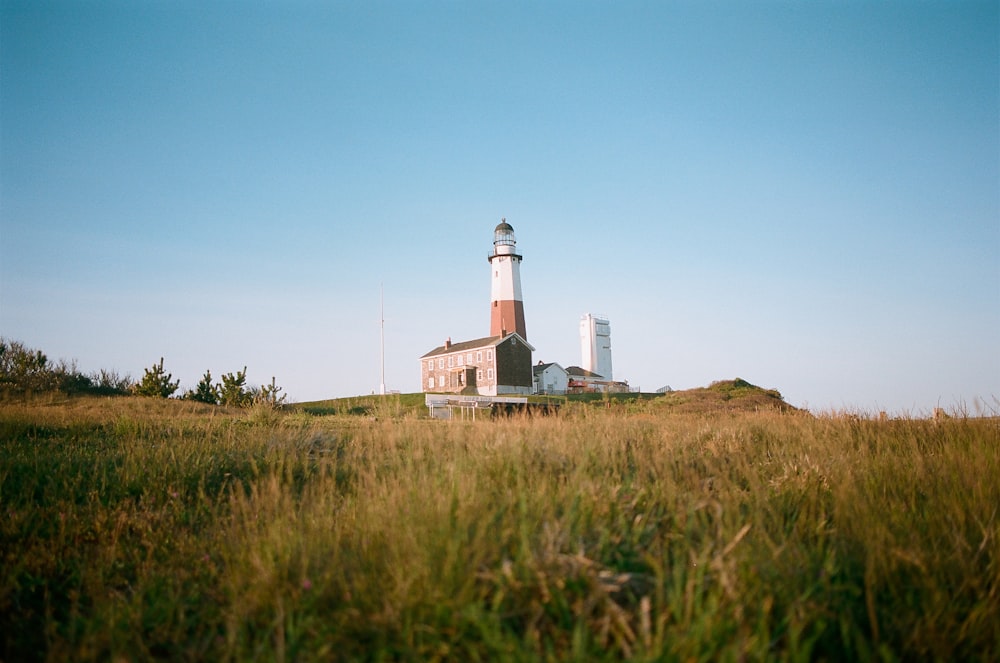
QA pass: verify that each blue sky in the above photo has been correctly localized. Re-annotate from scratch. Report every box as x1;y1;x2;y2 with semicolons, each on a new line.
2;1;997;414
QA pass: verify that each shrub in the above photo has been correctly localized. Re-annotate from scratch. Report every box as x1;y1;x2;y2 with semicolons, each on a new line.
134;357;180;398
87;369;134;395
0;339;59;395
184;370;219;404
219;367;251;407
0;339;132;397
255;376;287;409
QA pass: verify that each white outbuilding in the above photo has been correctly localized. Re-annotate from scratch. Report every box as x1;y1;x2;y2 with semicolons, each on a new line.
533;361;569;395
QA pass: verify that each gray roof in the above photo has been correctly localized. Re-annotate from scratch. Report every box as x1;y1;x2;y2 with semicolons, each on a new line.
532;362;565;376
565;365;603;378
421;332;535;359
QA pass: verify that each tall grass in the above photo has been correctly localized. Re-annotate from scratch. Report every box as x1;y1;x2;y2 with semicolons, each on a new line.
2;397;997;661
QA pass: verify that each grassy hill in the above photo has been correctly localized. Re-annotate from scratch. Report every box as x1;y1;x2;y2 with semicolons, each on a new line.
651;378;797;415
292;392;429;418
293;378;796;418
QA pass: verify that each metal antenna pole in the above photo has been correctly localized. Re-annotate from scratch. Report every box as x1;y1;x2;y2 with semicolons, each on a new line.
379;282;386;395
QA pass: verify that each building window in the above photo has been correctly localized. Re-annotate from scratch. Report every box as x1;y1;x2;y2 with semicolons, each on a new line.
487;368;494;380
438;358;444;369
428;360;434;371
428;377;434;389
467;352;473;363
448;356;453;368
476;351;482;362
438;375;445;387
487;350;493;361
457;354;463;366
477;369;483;381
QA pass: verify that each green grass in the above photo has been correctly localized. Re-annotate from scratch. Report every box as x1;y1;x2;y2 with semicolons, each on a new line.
291;381;762;419
294;392;428;418
2;395;998;661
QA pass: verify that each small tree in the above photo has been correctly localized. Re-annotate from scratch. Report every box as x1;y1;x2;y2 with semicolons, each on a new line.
134;357;180;398
218;367;251;407
184;370;219;404
255;376;287;409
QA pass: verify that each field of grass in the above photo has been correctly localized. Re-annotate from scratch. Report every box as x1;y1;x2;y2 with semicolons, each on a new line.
2;393;998;661
291;378;792;419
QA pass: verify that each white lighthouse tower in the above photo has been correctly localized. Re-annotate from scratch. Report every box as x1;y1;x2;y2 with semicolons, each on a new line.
488;219;527;340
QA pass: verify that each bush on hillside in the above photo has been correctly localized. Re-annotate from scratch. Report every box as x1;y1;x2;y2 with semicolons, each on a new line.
134;357;180;398
0;339;59;395
255;376;287;409
219;367;252;407
0;338;133;398
0;339;286;407
86;369;135;395
183;370;219;404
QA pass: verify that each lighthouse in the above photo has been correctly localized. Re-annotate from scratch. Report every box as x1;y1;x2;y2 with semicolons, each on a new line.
488;219;527;340
419;219;536;398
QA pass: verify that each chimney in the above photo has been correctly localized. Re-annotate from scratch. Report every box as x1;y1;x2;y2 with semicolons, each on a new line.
444;337;451;350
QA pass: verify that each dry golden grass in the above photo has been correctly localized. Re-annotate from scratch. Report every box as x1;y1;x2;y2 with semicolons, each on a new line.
2;395;998;661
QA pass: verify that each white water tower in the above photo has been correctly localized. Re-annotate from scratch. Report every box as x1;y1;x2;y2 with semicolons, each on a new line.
580;313;612;380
